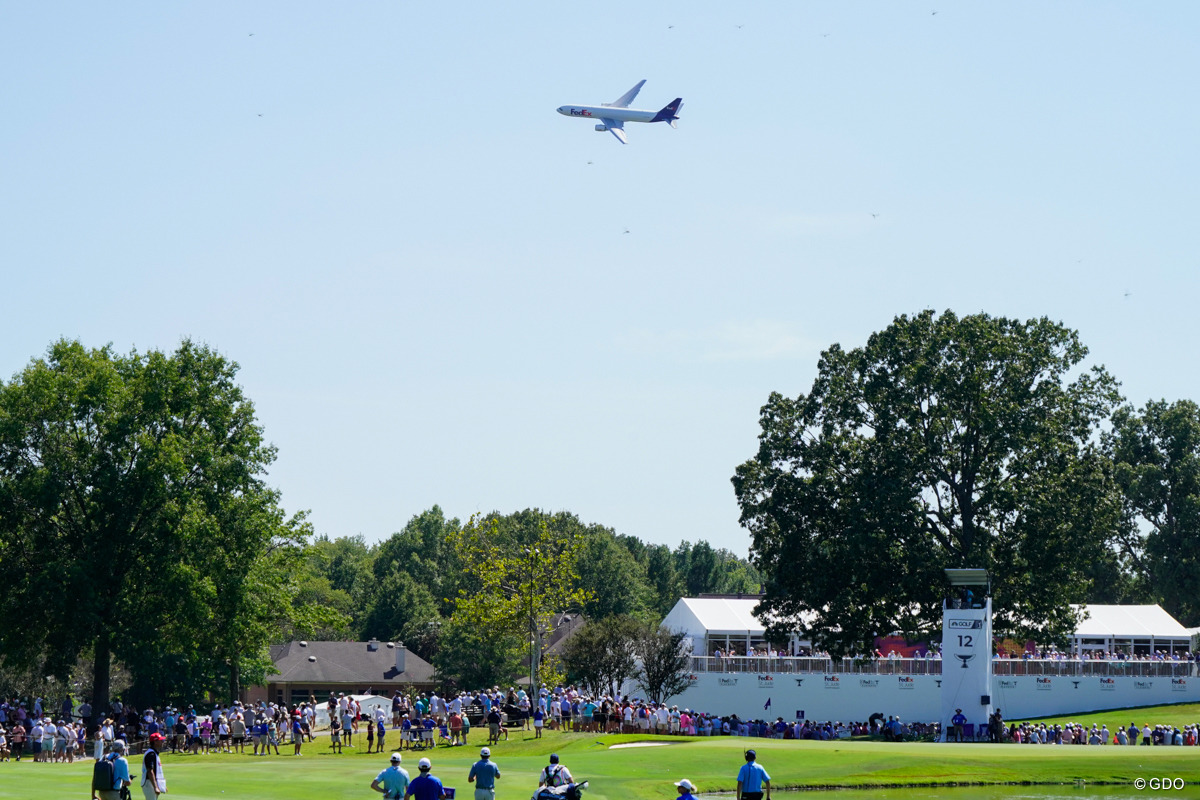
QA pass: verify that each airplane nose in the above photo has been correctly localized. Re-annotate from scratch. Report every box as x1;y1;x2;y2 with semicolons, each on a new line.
556;106;566;115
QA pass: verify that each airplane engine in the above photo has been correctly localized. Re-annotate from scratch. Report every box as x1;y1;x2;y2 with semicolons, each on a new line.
594;124;607;132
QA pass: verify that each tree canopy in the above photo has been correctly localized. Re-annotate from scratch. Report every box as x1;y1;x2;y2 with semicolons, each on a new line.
0;340;336;707
1109;399;1200;626
733;310;1124;653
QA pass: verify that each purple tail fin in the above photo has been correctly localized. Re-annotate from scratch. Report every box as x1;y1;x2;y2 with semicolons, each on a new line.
651;98;683;126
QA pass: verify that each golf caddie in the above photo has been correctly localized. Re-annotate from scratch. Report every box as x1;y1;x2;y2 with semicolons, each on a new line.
371;752;411;799
736;749;770;800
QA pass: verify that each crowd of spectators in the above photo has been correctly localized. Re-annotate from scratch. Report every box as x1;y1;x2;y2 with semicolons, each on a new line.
5;681;1200;767
0;696;88;763
1003;720;1200;746
0;695;320;761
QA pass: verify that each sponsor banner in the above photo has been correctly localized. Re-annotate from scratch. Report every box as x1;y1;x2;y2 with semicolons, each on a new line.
999;680;1018;690
686;674;700;687
757;675;774;689
1099;678;1116;691
1171;679;1187;692
1134;680;1153;690
823;675;841;690
948;619;984;630
898;676;915;690
859;679;880;688
1036;678;1052;691
718;677;738;687
795;710;805;720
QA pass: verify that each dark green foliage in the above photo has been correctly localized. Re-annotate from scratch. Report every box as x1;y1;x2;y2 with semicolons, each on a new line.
576;530;651;620
0;340;334;709
560;614;641;695
1109;400;1200;625
734;311;1125;654
431;616;523;690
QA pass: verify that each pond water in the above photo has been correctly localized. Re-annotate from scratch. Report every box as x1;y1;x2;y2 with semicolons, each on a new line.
773;786;1163;800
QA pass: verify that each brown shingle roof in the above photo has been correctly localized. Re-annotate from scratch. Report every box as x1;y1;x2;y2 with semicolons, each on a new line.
264;641;436;686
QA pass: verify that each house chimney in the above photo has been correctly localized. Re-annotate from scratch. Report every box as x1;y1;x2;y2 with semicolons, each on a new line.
395;642;407;674
368;638;379;652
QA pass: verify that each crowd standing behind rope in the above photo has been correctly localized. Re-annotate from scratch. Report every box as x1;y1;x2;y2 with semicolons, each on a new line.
1;681;1198;767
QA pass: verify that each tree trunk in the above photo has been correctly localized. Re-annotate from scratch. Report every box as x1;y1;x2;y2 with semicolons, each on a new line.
93;630;111;715
229;659;241;706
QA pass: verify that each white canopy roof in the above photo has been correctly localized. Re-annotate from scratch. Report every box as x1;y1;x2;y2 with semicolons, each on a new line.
1071;604;1190;640
661;597;767;639
663;598;1189;643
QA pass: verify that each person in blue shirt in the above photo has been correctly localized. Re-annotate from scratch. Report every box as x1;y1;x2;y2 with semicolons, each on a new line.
406;757;444;800
401;716;413;750
92;739;131;800
675;778;699;800
468;746;501;800
951;709;967;743
372;752;412;799
736;749;770;800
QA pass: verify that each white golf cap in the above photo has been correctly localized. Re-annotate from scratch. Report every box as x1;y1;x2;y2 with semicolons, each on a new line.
419;757;432;770
676;779;696;791
391;752;402;763
480;747;491;757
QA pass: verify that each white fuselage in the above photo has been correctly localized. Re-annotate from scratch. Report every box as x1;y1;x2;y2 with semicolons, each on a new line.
556;105;658;124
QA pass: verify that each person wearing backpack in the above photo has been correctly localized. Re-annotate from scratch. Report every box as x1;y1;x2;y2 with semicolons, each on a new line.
92;738;131;800
539;753;573;789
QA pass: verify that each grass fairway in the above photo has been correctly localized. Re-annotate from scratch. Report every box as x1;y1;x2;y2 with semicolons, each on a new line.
1013;702;1200;732
2;726;1196;800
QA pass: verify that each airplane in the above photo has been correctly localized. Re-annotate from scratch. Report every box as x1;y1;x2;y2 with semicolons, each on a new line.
556;80;682;144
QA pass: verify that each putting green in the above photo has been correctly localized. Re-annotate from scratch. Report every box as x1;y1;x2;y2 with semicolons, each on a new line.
1;724;1195;799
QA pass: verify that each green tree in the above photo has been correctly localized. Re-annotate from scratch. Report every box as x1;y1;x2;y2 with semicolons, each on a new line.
634;625;692;704
560;615;640;696
360;567;442;659
432;616;523;690
644;544;682;617
733;310;1124;654
371;506;463;621
0;340;282;710
1109;399;1200;625
576;529;650;620
447;511;591;688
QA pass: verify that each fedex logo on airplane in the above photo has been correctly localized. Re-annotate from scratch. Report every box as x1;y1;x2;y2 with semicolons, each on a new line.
567;108;592;117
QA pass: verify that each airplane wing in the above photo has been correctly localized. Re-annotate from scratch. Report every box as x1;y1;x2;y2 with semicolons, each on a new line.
605;80;646;109
600;118;628;144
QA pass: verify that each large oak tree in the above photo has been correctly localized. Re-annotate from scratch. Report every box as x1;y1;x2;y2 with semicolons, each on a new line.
732;310;1124;654
0;340;288;709
1108;399;1200;626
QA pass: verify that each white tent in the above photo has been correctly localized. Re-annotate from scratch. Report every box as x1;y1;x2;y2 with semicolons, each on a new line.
661;597;813;655
1070;604;1192;655
663;598;1192;658
313;694;392;729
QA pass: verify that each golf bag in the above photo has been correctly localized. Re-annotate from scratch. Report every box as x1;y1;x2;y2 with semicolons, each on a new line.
532;781;588;800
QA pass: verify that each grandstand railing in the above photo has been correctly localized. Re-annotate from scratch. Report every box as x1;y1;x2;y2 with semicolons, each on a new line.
688;656;1194;678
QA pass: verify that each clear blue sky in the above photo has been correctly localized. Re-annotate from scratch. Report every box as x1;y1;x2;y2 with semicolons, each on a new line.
3;2;1197;554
